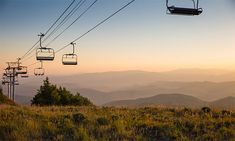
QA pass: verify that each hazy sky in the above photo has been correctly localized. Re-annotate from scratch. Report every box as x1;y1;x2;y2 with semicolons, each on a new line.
0;0;235;75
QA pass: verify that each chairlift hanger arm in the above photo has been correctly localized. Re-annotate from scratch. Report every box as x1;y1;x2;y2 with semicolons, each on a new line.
70;42;76;54
38;33;45;48
40;61;43;69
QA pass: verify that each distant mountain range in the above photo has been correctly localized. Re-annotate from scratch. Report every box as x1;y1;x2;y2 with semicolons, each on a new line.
14;69;235;91
1;69;235;106
104;94;235;109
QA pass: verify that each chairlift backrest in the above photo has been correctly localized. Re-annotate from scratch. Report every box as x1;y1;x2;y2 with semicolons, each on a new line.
16;66;27;75
62;54;78;65
166;0;203;16
36;48;55;61
7;62;18;68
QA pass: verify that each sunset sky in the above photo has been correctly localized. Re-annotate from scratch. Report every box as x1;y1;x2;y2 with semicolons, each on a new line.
0;0;235;75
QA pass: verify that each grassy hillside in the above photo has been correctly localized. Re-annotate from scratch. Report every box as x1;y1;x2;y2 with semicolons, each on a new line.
0;89;15;105
0;105;234;141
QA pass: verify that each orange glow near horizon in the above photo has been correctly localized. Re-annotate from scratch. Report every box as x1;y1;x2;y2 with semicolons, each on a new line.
1;0;235;75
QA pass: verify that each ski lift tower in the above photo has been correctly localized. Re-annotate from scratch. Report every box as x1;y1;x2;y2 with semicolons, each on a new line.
3;61;19;101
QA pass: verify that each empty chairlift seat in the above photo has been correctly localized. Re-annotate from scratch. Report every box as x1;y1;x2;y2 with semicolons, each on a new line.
16;66;27;75
21;74;29;78
62;54;78;65
166;0;203;16
62;42;78;65
36;48;55;61
34;61;45;76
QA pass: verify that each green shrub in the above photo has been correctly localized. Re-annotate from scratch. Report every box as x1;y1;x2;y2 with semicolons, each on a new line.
73;113;87;124
201;107;211;113
97;117;109;126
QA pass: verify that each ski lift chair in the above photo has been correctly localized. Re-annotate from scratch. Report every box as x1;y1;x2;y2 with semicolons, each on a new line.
62;54;78;65
34;61;45;76
36;48;55;61
62;42;78;65
14;82;19;85
21;74;29;78
16;66;27;75
166;0;203;16
36;33;55;61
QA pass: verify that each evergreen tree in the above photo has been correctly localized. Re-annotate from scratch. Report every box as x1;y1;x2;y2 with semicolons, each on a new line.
31;77;93;106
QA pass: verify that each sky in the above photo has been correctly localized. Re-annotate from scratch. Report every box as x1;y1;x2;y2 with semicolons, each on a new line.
0;0;235;75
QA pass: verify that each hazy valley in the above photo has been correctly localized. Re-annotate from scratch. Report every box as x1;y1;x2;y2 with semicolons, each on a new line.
3;69;235;107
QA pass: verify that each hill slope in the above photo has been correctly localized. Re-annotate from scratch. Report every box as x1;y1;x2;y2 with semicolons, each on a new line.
0;89;15;105
3;70;235;105
0;106;234;140
12;80;235;105
210;96;235;109
108;81;235;102
105;94;235;109
104;94;207;108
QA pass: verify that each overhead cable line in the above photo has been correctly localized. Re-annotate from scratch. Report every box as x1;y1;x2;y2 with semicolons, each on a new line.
46;0;98;47
20;50;37;63
21;0;88;63
26;0;135;68
28;62;40;68
21;0;76;60
44;0;76;35
56;0;136;53
44;0;76;36
22;0;93;64
20;41;39;61
42;0;85;43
